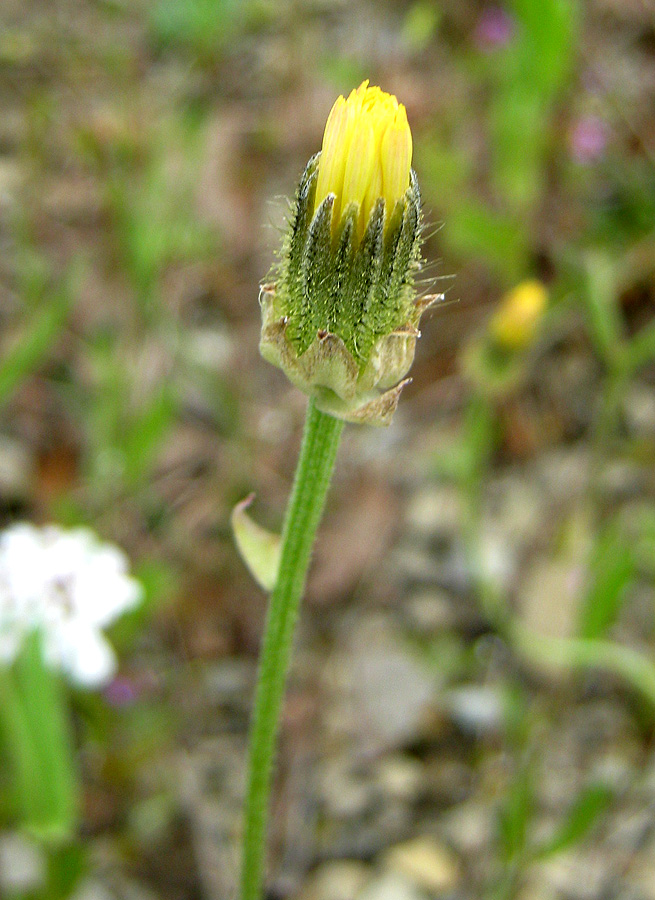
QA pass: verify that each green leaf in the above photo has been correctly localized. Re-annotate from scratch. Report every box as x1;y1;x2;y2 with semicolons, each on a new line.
48;843;88;900
498;758;534;863
488;0;578;211
445;201;527;279
535;784;612;858
10;633;78;841
625;319;655;374
577;521;634;640
232;496;281;592
0;666;42;826
122;382;177;486
0;284;70;411
401;1;440;53
581;253;624;366
509;0;578;97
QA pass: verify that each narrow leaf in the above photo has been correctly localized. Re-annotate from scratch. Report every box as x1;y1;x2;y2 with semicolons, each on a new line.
498;759;534;863
625;319;655;374
13;632;78;841
0;289;70;411
535;784;612;858
581;253;623;365
232;495;281;592
578;522;634;640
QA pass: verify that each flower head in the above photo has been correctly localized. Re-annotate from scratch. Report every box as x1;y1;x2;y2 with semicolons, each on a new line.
0;524;142;688
260;81;438;425
490;279;548;351
314;82;412;241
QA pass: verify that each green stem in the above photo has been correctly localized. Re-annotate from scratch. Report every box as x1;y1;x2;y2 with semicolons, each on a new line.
240;399;344;900
0;633;78;841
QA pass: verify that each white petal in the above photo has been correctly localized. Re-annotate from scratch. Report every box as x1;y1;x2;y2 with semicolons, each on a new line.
47;621;117;688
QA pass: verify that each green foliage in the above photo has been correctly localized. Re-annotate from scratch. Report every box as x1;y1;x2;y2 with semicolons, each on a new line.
581;253;623;367
535;783;613;858
625;317;655;375
149;0;244;62
419;0;579;279
96;115;218;317
47;845;88;900
446;202;527;282
82;329;178;498
401;1;441;53
0;262;75;412
0;635;78;842
490;0;578;209
577;520;635;640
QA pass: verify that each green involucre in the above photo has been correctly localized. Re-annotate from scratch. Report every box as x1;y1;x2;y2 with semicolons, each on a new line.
260;155;438;425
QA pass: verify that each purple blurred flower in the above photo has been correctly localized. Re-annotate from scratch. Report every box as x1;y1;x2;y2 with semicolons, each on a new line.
569;115;608;163
104;675;141;707
474;6;515;50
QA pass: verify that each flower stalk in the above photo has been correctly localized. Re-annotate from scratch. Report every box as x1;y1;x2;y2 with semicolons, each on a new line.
240;400;343;900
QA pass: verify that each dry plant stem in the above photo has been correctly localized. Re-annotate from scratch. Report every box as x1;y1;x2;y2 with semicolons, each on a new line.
241;398;344;900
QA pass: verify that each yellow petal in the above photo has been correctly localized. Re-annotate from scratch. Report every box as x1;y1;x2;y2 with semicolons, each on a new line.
314;96;349;211
362;159;383;232
341;120;375;230
380;104;412;217
314;82;413;240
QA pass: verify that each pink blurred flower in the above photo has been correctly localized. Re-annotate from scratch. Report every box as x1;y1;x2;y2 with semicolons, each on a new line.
474;6;515;50
569;115;608;163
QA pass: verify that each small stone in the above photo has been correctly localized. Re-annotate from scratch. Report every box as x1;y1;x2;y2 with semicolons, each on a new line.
70;878;116;900
517;558;584;640
299;861;371;900
392;545;441;582
383;836;460;895
320;760;374;820
624;384;655;438
445;685;505;736
536;850;609;900
203;659;253;702
514;876;560;900
0;435;33;501
627;835;655;900
376;755;423;803
403;590;455;633
0;159;22;204
424;757;471;806
479;529;516;592
343;618;436;751
443;802;493;855
0;833;46;893
405;486;462;537
186;327;234;372
536;448;591;503
357;872;426;900
485;475;546;547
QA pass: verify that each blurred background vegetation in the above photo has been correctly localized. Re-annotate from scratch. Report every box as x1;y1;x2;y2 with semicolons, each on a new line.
1;0;655;898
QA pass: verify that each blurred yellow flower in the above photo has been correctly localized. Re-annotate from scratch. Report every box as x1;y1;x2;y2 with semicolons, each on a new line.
314;81;412;240
490;279;548;351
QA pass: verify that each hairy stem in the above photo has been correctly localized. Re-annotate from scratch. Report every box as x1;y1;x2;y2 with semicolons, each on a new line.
240;399;344;900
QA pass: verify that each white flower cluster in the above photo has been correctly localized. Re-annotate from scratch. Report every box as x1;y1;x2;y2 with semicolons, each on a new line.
0;523;142;688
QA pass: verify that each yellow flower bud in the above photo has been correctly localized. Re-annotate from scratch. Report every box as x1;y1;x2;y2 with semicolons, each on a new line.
314;81;413;240
260;81;435;426
490;279;548;351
